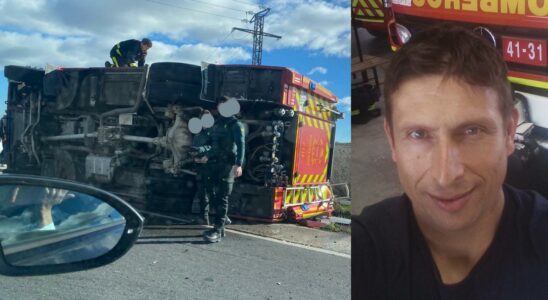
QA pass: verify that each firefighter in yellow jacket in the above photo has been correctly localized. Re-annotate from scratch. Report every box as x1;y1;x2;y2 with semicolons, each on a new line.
107;38;152;67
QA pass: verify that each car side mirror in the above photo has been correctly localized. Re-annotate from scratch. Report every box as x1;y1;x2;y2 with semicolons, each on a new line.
0;174;143;276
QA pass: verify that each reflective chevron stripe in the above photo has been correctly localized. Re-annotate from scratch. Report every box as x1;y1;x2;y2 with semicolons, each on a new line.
283;185;334;206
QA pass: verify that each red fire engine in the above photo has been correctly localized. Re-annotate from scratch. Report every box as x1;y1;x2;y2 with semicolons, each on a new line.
2;62;345;223
352;0;389;36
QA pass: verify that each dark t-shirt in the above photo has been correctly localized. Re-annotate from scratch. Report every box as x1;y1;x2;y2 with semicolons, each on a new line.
352;185;548;299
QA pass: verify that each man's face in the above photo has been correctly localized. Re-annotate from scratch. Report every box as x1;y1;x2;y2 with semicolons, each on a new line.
385;75;517;232
140;44;150;53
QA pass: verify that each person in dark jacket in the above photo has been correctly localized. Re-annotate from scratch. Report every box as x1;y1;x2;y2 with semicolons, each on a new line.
352;24;548;299
190;111;213;225
107;38;152;67
202;97;245;243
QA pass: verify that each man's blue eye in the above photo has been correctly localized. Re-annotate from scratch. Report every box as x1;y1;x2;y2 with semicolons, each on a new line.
409;130;426;139
464;127;480;135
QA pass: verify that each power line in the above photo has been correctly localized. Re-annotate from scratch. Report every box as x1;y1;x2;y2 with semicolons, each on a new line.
232;0;259;7
146;0;244;21
233;8;281;65
183;0;250;13
218;30;236;45
204;30;236;63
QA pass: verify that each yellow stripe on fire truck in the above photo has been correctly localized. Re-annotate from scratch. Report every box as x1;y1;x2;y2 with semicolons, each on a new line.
285;189;295;205
295;88;301;111
355;17;385;23
297;92;334;122
312;118;319;130
283;185;333;206
305;94;315;117
366;0;384;16
353;0;384;17
323;125;331;182
320;165;328;183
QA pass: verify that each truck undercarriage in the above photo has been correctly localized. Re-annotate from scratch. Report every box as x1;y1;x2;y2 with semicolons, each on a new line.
3;62;343;221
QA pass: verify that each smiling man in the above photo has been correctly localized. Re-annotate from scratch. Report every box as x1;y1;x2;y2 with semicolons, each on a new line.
352;24;548;299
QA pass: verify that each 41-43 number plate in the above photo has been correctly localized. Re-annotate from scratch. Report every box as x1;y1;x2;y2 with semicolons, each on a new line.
502;36;547;67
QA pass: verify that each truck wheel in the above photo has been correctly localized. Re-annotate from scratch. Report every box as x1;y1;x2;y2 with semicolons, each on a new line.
4;65;45;86
147;81;202;105
149;62;201;85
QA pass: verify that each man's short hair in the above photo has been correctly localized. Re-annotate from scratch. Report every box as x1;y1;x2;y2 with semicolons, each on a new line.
384;24;513;127
141;38;152;47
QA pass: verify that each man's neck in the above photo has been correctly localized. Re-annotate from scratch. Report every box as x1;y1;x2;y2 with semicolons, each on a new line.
417;190;505;285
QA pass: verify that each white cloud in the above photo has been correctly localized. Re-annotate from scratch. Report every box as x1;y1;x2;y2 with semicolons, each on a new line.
0;0;257;42
319;80;329;86
0;0;349;70
264;0;350;57
146;42;250;65
308;66;328;75
0;0;256;68
0;31;92;67
337;96;351;112
339;96;351;106
0;31;249;68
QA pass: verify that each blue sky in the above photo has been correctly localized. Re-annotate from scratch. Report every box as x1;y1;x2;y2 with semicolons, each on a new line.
0;0;350;142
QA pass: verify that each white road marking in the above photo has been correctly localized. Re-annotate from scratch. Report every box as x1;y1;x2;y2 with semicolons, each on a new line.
225;228;351;259
139;210;350;259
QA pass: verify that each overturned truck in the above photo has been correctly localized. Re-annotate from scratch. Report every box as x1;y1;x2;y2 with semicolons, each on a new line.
2;62;344;221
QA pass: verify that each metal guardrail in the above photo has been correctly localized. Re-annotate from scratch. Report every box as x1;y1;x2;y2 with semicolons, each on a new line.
330;182;350;204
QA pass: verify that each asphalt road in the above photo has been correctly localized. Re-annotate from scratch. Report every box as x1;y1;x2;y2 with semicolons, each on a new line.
0;225;350;300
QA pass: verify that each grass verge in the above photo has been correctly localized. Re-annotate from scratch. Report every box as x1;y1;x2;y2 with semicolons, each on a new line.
333;202;351;219
321;222;351;234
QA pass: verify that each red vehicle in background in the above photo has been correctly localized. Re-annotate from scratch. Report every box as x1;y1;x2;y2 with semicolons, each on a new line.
352;0;389;37
386;0;548;195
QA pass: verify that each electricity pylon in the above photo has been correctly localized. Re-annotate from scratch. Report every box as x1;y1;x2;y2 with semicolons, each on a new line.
233;8;282;65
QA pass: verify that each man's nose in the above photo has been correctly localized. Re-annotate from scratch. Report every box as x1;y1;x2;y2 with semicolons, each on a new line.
431;137;465;187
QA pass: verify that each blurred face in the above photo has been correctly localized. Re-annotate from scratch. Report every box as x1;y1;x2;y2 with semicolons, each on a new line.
218;98;240;117
385;75;517;232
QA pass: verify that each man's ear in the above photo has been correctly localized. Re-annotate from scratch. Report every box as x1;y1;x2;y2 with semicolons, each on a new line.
506;107;519;156
383;118;397;162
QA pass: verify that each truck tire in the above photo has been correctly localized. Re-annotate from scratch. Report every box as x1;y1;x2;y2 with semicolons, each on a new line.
4;65;45;86
149;62;201;85
147;81;202;105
